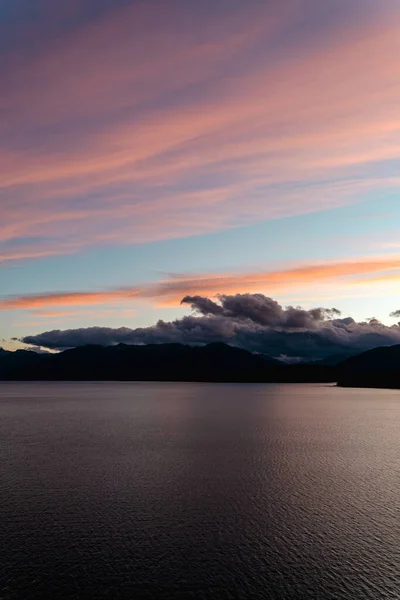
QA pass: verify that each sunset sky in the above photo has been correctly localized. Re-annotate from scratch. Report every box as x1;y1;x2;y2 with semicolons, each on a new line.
2;0;400;353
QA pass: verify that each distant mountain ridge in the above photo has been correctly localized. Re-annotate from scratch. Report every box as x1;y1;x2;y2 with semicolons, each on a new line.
305;351;357;367
0;342;334;383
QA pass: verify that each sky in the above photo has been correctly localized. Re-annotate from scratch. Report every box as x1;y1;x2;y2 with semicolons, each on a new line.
1;0;400;357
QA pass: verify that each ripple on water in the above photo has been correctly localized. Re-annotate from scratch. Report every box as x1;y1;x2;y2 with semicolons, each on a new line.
1;382;400;599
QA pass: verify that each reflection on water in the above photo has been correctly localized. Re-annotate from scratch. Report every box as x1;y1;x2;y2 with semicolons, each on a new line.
1;382;400;599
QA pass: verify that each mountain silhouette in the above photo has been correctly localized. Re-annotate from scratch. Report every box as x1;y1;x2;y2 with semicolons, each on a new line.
0;343;335;383
337;344;400;389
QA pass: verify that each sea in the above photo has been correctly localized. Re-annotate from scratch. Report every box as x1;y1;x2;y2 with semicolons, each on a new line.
1;382;400;599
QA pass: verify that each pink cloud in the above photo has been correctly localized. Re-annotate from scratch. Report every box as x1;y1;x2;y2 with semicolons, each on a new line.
1;1;400;261
2;254;400;312
0;290;141;310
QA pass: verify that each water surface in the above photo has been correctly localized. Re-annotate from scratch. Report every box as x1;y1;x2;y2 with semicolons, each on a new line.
1;382;400;599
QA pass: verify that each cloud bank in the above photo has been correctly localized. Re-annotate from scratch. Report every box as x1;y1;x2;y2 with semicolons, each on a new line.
21;294;400;360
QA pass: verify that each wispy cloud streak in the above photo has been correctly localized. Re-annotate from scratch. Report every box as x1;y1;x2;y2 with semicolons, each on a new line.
2;255;400;312
1;0;400;261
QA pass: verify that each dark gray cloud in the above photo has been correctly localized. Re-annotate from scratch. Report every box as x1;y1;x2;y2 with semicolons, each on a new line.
182;293;342;328
22;294;400;360
181;295;224;316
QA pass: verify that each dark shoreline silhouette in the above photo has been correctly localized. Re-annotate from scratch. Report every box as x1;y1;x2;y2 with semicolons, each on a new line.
0;343;335;383
2;342;400;388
